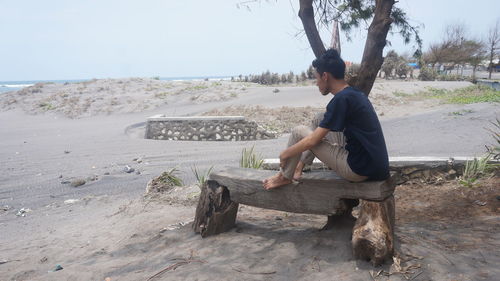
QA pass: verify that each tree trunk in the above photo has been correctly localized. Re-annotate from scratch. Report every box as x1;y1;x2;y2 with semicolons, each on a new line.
298;0;326;58
489;48;494;79
352;195;395;266
298;0;395;96
355;0;395;96
472;65;477;81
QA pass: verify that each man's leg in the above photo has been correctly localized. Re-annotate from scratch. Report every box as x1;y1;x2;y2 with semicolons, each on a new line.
295;112;339;179
263;125;312;189
310;134;367;182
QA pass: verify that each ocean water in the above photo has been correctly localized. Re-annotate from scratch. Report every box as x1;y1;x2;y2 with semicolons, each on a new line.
0;76;231;94
0;79;87;93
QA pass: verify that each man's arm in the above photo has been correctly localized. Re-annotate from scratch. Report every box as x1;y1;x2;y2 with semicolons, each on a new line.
279;127;329;167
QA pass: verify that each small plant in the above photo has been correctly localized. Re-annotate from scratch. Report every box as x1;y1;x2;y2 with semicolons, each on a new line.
152;76;160;80
486;118;500;160
39;102;55;110
185;85;209;91
448;109;473;116
392;91;411;97
240;146;264;169
154;91;171;98
145;167;183;194
459;118;500;188
191;165;214;187
418;66;437;81
158;167;183;186
459;154;494;187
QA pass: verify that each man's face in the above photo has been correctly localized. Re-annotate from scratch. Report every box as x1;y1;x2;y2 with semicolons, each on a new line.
315;70;329;96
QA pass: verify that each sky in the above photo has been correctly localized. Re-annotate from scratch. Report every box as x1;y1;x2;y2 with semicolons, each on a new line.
1;0;499;81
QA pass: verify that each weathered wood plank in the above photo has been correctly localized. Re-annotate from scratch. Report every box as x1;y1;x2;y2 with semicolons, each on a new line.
209;167;396;215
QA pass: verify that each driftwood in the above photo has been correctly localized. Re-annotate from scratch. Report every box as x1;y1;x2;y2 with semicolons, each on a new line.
192;180;238;237
352;195;395;266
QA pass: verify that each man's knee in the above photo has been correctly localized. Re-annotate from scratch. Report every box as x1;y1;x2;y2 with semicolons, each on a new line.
291;125;310;139
312;112;324;127
314;112;324;121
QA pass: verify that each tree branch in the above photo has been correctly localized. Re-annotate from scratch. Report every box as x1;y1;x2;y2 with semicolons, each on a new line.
354;0;395;95
299;0;326;58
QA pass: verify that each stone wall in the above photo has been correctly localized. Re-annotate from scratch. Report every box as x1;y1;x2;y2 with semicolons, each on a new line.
145;115;275;141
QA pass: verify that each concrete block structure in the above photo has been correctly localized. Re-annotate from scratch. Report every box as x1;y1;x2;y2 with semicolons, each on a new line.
145;115;276;141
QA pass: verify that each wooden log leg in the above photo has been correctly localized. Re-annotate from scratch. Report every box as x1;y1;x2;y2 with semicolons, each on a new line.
321;199;358;230
193;180;239;237
352;195;395;266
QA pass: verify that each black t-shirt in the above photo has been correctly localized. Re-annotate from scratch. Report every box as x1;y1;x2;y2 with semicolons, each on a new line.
319;87;389;180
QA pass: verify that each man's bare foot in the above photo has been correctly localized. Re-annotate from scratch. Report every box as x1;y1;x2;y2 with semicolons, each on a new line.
293;162;305;181
263;173;292;190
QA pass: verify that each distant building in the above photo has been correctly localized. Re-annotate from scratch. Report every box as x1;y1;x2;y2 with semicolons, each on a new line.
407;62;419;69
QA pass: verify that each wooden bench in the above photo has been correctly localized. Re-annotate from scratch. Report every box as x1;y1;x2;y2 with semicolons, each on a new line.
192;167;397;265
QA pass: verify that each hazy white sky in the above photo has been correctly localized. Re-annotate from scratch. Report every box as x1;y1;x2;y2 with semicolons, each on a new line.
1;0;498;81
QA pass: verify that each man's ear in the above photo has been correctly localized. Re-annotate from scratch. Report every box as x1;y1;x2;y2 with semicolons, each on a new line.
322;72;329;81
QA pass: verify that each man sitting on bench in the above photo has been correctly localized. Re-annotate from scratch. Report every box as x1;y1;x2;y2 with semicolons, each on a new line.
263;49;390;190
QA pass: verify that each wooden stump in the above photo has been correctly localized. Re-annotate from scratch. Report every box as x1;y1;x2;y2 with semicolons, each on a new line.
352;195;395;266
193;180;239;237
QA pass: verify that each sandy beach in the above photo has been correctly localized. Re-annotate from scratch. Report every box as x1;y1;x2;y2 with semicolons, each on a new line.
0;78;499;280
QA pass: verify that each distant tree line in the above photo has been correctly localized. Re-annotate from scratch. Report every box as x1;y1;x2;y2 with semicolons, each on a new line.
233;19;500;86
419;20;499;81
376;19;500;82
231;66;315;85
